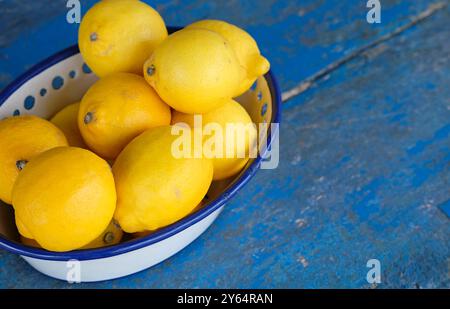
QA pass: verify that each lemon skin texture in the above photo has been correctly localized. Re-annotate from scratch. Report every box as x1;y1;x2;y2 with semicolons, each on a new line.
172;99;257;180
20;220;123;249
78;0;168;77
143;28;245;114
78;73;171;160
51;102;87;148
16;216;33;239
113;126;213;233
0;115;68;204
187;19;270;96
12;147;116;252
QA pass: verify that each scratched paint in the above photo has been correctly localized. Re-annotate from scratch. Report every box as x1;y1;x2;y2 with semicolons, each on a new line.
0;0;449;288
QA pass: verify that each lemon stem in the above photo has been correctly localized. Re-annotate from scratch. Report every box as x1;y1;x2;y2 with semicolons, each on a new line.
16;160;28;171
103;232;115;244
146;65;155;76
84;112;94;124
90;32;98;42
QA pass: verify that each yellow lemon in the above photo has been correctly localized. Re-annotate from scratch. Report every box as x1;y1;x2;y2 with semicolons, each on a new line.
78;0;168;77
82;219;123;249
143;28;245;114
12;147;116;252
113;125;213;233
132;199;204;239
16;216;33;239
0;116;68;204
51;102;87;148
187;19;270;96
78;73;171;160
172;99;257;180
21;220;123;249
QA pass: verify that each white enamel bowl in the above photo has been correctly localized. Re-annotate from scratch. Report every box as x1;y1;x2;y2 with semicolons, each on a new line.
0;27;281;282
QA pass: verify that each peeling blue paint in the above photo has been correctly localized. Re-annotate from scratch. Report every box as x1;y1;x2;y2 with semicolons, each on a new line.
407;124;450;156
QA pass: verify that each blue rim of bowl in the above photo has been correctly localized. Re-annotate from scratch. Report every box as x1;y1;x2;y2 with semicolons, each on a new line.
0;27;282;261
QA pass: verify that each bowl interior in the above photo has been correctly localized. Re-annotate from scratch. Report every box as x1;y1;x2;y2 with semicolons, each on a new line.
0;44;277;255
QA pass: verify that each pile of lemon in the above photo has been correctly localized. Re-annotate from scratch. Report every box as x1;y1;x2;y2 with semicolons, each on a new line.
0;0;269;252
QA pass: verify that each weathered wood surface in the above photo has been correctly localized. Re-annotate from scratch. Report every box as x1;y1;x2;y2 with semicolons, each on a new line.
0;0;448;288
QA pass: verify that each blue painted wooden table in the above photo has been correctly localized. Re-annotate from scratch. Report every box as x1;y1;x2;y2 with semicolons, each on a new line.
0;0;449;288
